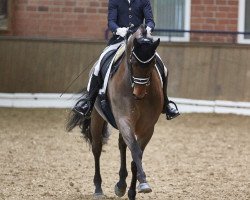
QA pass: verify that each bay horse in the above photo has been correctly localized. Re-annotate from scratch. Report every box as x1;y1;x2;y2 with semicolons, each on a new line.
67;25;163;200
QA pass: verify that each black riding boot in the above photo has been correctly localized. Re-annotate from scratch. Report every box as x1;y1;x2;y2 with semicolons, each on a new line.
73;75;100;118
157;57;180;120
165;99;180;120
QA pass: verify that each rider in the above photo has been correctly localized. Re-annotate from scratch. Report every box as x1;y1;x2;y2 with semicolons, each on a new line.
73;0;180;120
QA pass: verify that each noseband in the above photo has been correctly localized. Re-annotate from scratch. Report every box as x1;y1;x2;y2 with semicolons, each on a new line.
129;45;156;88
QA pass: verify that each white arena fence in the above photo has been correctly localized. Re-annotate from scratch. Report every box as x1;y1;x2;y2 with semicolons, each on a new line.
0;93;250;116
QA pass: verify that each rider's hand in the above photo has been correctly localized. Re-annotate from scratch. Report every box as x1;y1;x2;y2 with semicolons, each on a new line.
146;26;152;36
116;27;129;37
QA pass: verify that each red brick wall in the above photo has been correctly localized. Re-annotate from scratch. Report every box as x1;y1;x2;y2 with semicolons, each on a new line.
191;0;239;43
12;0;108;40
5;0;240;43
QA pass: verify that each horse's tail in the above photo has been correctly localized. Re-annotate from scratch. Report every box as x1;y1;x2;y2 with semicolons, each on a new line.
66;110;110;146
66;111;92;144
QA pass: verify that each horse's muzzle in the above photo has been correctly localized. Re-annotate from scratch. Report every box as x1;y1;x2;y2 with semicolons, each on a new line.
133;85;147;100
133;94;146;100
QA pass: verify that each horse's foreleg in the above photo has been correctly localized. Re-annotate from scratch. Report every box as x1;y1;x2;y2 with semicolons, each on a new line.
118;118;146;184
91;109;105;197
127;128;154;198
115;133;128;197
127;135;153;199
128;161;137;200
136;131;154;194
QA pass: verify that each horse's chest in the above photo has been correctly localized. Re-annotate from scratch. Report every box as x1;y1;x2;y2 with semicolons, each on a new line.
135;101;161;119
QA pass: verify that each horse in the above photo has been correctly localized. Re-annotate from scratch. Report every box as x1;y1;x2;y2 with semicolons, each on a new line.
67;25;163;200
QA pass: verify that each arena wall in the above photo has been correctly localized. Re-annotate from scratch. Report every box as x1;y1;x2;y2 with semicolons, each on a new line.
1;0;249;102
0;38;249;102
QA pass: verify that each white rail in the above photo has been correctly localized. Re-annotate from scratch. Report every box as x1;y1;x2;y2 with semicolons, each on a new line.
0;93;250;116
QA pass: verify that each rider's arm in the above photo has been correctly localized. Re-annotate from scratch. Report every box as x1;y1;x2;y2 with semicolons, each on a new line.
143;0;155;31
108;0;119;34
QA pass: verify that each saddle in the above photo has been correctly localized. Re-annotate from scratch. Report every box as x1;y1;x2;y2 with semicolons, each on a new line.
96;45;165;129
96;45;125;129
99;45;125;82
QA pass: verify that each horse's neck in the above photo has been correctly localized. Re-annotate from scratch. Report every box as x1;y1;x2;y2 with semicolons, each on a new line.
124;34;135;69
111;44;132;91
111;34;137;89
125;36;134;62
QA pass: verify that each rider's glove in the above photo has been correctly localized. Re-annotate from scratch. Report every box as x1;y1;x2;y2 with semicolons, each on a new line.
116;27;129;37
146;26;152;36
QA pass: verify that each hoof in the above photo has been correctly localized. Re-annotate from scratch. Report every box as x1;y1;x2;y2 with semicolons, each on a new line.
115;184;126;197
93;192;105;199
128;189;136;200
137;183;152;193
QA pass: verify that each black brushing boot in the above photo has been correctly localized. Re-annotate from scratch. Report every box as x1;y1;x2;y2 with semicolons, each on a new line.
73;75;100;118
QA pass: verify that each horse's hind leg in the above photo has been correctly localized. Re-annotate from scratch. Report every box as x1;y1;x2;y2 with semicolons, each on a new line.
115;133;128;197
91;108;106;197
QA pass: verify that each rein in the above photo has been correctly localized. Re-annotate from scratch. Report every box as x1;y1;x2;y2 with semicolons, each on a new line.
132;50;155;64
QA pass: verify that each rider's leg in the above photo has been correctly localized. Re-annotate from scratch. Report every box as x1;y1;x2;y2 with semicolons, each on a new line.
73;41;124;117
156;53;180;120
73;72;100;117
163;70;180;120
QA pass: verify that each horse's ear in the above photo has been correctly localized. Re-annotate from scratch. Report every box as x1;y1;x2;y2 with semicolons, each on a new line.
153;38;160;50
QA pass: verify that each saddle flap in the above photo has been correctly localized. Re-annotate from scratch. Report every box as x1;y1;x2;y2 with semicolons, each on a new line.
99;47;125;81
96;94;118;129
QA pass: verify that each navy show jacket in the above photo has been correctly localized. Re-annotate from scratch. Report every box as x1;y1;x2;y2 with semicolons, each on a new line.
108;0;155;34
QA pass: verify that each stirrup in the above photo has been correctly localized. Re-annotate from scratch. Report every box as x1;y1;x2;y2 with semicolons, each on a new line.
166;100;180;120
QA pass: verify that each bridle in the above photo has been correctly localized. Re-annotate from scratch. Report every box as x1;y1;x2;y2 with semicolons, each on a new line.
128;44;156;88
